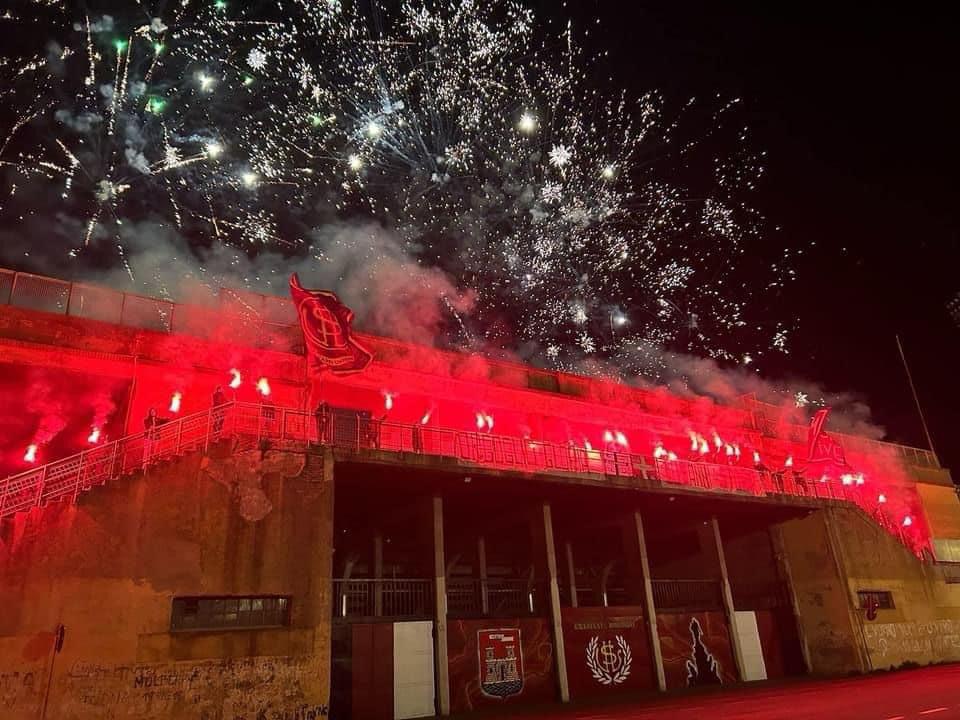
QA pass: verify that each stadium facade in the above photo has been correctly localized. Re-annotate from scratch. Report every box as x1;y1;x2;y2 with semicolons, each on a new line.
1;267;960;720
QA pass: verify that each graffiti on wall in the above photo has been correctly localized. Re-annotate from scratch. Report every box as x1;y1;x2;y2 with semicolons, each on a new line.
657;612;737;689
864;620;960;668
45;654;327;720
447;618;556;713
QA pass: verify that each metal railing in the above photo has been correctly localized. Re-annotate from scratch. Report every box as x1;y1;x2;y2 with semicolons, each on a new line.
0;268;301;353
0;402;892;523
333;578;434;620
652;579;724;611
447;578;547;618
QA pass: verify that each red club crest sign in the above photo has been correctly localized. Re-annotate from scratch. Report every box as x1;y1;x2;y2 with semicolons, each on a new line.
478;629;524;698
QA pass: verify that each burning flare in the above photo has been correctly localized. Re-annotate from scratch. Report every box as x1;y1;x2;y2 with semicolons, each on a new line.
229;368;242;389
256;377;271;396
169;391;182;413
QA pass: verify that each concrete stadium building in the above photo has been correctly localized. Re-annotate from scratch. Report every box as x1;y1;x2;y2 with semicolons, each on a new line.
2;267;960;720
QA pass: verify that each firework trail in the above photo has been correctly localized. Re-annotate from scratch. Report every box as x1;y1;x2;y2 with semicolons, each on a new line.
0;0;794;379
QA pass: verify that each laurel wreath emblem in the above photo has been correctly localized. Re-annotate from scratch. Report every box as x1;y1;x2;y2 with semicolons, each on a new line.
586;635;632;685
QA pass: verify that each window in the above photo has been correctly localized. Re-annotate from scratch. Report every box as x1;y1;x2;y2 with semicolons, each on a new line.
857;590;894;610
171;595;291;631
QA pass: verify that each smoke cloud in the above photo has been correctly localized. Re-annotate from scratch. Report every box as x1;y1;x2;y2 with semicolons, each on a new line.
0;218;882;439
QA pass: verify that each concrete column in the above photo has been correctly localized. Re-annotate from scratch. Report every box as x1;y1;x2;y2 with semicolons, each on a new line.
823;508;872;672
711;516;747;682
634;511;666;691
542;503;570;703
433;497;451;716
769;525;813;674
374;533;384;617
478;536;489;615
564;541;578;608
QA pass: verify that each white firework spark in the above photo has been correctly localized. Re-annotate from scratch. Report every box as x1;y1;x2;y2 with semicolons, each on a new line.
0;0;794;382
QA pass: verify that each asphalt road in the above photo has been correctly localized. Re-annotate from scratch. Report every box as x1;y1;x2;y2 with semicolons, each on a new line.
494;665;960;720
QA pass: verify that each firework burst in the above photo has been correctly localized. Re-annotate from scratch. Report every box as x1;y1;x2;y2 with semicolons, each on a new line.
0;0;794;380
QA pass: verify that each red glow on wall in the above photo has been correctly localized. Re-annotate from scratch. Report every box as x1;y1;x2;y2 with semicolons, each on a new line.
0;300;937;556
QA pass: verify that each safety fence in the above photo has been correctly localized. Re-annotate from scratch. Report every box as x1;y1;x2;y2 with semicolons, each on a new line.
0;268;300;352
333;578;434;621
1;402;887;524
652;579;724;612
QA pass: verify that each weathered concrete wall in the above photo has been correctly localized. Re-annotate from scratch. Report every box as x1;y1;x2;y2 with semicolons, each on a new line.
776;510;861;675
0;442;333;720
828;506;960;670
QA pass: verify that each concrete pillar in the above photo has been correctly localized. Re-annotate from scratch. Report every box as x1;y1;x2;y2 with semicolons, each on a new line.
374;533;384;617
433;497;451;715
711;516;747;682
634;511;666;691
769;525;813;674
564;541;578;608
823;508;872;672
542;503;570;702
478;536;489;615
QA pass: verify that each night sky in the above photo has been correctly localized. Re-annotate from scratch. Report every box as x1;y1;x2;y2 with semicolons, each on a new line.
549;2;960;468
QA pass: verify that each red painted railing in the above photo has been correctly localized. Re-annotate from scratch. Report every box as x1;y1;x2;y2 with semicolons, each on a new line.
0;402;913;552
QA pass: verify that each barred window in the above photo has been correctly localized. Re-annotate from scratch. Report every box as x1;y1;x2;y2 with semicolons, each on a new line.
857;590;894;610
171;595;291;631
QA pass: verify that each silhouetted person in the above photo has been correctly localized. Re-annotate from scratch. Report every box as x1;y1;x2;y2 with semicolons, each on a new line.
366;415;383;449
212;385;227;435
412;422;424;453
315;401;330;444
143;407;162;467
144;407;161;438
